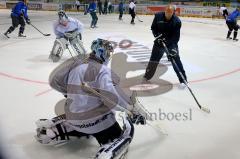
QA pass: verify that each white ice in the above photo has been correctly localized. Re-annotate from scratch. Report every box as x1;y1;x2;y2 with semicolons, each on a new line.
0;9;240;159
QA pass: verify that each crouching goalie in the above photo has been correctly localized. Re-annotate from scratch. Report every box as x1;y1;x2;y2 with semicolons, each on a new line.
35;38;152;159
49;10;86;62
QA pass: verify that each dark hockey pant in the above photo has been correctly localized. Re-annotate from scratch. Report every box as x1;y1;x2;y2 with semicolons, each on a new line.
90;12;98;27
98;6;103;15
76;5;80;12
103;6;108;14
144;42;187;83
6;15;25;35
131;12;135;23
129;9;135;23
226;21;239;39
119;10;123;20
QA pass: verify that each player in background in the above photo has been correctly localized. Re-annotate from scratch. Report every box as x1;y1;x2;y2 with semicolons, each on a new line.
49;10;86;62
119;0;124;20
87;0;98;28
129;0;136;24
108;0;113;14
219;4;229;20
4;0;31;38
226;7;240;41
103;0;108;14
97;0;103;15
75;0;80;12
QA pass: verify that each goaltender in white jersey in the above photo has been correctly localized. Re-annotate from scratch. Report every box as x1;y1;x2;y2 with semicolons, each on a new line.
49;10;86;62
35;39;152;159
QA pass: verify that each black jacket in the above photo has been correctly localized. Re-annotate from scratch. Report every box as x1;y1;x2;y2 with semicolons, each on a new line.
151;12;181;46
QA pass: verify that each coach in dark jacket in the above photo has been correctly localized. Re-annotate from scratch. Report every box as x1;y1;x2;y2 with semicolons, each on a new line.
144;5;187;87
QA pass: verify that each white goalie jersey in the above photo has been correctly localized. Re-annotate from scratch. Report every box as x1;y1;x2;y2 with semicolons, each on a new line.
54;17;84;38
66;59;132;134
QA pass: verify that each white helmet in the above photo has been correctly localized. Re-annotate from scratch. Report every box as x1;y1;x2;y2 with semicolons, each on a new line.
58;10;68;25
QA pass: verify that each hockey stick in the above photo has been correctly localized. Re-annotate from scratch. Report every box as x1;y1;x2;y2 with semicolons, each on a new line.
136;15;143;22
65;37;88;62
81;83;167;135
30;23;51;36
66;43;78;62
155;35;210;113
81;83;133;115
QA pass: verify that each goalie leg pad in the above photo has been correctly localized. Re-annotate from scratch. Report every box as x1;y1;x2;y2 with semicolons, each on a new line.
35;115;71;145
49;38;68;62
69;34;87;55
95;116;134;159
35;115;90;145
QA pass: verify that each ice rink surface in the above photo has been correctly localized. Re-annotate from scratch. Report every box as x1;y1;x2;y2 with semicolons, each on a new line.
0;9;240;159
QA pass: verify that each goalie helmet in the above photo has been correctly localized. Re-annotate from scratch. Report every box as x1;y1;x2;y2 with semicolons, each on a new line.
58;10;68;25
91;39;114;63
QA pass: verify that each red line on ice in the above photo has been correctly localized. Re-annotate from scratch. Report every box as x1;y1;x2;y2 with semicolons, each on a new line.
190;68;240;83
35;88;52;97
0;68;240;97
0;72;48;85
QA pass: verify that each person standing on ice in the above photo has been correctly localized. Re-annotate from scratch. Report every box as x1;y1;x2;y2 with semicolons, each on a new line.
143;5;187;89
35;39;151;159
75;0;80;12
4;0;31;38
103;0;108;14
97;0;103;15
226;7;240;41
129;0;136;24
118;0;124;20
87;0;98;28
219;4;229;20
49;10;86;62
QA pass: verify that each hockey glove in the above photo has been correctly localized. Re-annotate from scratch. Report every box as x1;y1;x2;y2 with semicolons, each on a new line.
167;47;178;60
26;18;31;25
154;34;166;45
